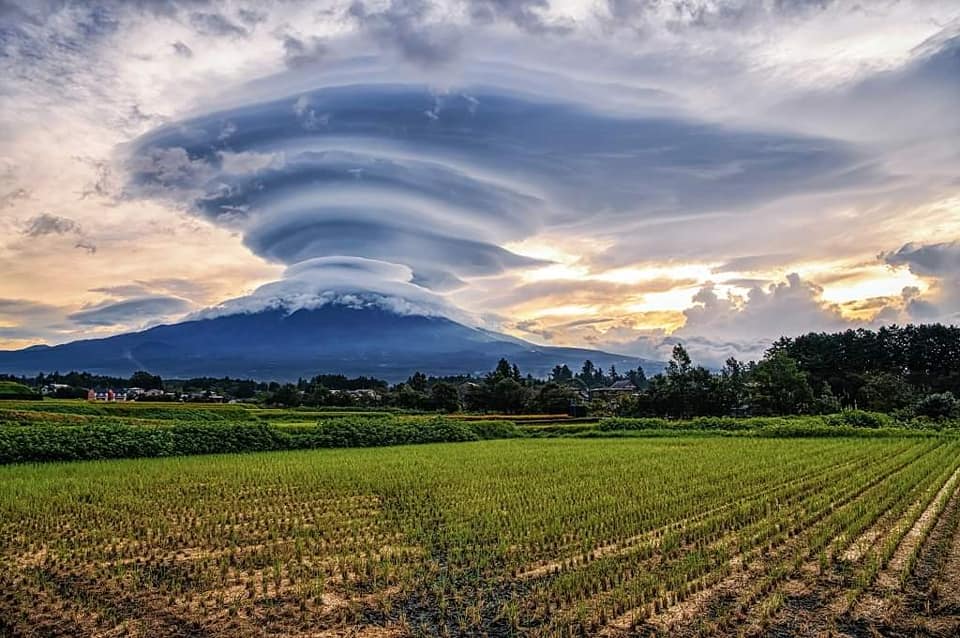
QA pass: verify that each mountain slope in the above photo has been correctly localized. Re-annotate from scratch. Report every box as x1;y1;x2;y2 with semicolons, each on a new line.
0;306;661;382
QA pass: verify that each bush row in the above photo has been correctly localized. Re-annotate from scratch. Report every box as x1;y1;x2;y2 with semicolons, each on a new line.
597;410;954;437
1;401;256;421
0;418;523;464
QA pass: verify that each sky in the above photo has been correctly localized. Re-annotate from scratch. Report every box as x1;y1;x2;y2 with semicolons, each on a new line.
0;0;958;366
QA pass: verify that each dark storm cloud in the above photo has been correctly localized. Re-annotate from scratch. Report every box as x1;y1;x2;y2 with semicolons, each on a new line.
67;296;191;326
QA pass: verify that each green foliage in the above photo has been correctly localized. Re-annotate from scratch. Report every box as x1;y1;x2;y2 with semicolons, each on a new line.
0;414;524;463
822;410;893;429
0;381;39;400
2;436;957;636
913;391;959;420
0;423;288;463
0;400;256;421
598;411;941;438
750;351;814;415
129;370;163;390
430;381;461;413
527;382;578;414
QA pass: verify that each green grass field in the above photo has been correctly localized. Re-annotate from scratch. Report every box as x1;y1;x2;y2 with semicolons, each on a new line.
0;380;37;399
3;434;960;637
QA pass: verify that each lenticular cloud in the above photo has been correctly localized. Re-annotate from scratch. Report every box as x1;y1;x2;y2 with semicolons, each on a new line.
125;65;872;316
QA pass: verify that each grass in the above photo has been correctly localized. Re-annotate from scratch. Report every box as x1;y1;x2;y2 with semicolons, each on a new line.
2;435;959;636
0;381;38;399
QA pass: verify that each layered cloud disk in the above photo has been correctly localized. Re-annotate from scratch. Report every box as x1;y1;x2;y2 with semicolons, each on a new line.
1;0;959;363
125;77;875;301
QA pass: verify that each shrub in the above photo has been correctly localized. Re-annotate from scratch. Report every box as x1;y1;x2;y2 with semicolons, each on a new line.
913;392;960;420
823;410;892;429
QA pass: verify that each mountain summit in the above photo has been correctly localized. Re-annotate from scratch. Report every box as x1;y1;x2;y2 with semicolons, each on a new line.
0;305;658;382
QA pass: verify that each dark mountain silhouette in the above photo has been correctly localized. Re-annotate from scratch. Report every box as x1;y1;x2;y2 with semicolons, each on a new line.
0;305;660;382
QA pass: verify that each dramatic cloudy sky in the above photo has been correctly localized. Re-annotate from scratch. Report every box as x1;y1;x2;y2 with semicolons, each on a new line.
1;0;958;365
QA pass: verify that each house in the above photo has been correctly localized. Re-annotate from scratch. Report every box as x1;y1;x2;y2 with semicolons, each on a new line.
41;383;72;395
87;388;127;401
588;379;639;401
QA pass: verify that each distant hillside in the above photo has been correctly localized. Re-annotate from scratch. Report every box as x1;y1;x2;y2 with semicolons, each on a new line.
0;380;39;400
0;305;662;383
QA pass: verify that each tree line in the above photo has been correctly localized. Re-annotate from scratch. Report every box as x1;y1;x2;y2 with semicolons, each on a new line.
5;323;960;419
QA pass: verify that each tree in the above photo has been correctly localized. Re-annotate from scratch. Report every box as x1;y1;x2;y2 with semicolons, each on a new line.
266;384;301;407
751;352;814;415
528;382;577;414
913;391;959;420
489;378;530;413
489;358;515;383
551;364;573;382
393;384;428;410
663;344;694;418
857;373;915;413
627;365;648;390
717;358;748;415
812;382;842;414
407;371;428;393
129;371;162;391
430;382;461;413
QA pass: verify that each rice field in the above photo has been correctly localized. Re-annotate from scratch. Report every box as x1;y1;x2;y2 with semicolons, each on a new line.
2;436;960;637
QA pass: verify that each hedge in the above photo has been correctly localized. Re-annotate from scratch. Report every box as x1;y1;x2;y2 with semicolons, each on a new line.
0;418;524;464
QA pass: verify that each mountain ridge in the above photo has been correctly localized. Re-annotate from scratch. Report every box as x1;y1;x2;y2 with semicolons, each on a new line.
0;305;661;382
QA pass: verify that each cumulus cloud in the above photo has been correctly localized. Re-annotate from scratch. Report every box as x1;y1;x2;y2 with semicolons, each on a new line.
578;274;859;366
883;241;960;323
883;241;960;277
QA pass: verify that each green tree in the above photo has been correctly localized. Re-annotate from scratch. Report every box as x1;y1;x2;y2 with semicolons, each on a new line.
267;384;302;407
129;371;163;391
406;371;428;393
913;391;959;420
430;382;461;413
750;352;814;415
528;382;578;414
489;378;530;414
627;365;648;390
857;373;915;412
489;358;515;383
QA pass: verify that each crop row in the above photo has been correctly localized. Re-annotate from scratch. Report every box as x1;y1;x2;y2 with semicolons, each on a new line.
2;437;956;636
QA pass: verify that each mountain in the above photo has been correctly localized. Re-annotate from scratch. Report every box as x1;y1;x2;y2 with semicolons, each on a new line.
0;305;662;382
